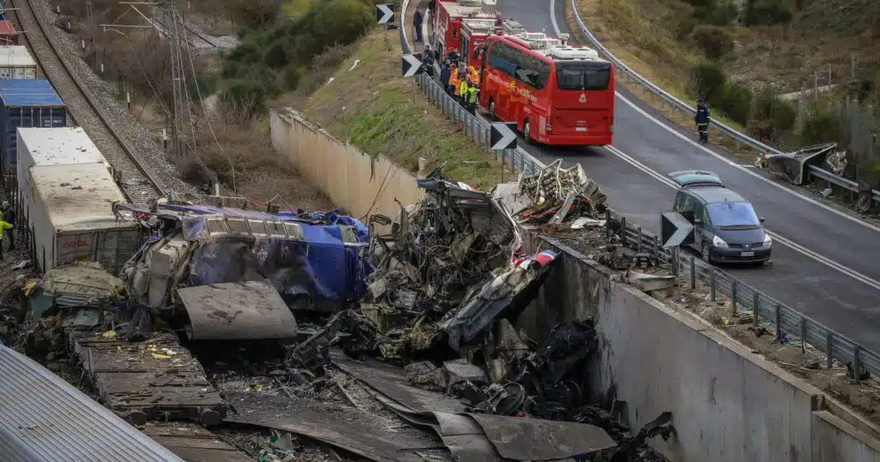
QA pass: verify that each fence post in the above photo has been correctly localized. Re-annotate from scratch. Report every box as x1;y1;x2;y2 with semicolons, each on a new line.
709;268;716;302
775;303;782;342
731;281;738;316
826;332;834;368
652;236;659;261
752;292;760;327
637;227;642;252
605;210;612;239
620;217;627;245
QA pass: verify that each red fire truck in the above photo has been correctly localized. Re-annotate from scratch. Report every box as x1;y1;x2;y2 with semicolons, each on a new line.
478;32;616;146
430;0;499;58
459;17;503;70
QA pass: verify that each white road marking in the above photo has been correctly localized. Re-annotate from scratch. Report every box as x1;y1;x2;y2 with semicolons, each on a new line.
548;0;880;236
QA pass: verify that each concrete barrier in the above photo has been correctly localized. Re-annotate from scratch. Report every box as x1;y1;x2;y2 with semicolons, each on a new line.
519;231;880;462
270;108;423;228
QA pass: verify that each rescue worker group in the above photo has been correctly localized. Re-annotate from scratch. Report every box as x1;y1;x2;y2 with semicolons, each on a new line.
413;10;480;116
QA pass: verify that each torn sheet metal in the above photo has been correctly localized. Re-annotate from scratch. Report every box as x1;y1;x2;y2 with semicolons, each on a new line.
624;270;677;293
118;203;370;312
510;160;608;225
434;412;502;462
469;413;616;460
443;250;559;351
224;393;442;462
177;280;298;341
764;142;837;185
331;351;467;413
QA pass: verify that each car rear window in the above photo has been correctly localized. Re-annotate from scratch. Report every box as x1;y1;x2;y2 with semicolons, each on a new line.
707;202;760;227
556;61;611;91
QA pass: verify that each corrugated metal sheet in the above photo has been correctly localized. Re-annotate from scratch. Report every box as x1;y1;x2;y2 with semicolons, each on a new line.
0;345;184;461
0;79;65;106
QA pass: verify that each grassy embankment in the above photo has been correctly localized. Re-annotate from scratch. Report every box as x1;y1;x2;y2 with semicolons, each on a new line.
295;29;514;190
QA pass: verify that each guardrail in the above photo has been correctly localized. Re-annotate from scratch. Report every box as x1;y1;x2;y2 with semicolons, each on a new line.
609;213;878;381
400;0;878;381
569;0;880;207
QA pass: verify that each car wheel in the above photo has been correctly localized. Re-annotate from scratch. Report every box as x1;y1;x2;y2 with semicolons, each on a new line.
524;119;533;145
701;242;712;263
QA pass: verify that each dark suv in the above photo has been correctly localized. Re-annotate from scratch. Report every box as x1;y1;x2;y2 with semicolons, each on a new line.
669;170;772;264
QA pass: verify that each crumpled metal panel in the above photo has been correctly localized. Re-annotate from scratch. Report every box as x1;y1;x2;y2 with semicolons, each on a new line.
0;345;183;462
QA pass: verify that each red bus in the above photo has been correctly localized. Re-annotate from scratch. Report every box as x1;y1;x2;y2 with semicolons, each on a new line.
478;33;615;146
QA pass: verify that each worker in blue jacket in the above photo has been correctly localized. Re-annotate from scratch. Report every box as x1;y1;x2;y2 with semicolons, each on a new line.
695;99;710;144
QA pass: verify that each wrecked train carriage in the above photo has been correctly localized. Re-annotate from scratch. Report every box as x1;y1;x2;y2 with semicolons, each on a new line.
117;203;371;313
365;171;521;324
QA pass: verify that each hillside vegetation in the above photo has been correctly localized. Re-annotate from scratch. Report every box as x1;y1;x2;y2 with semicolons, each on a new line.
570;0;880;186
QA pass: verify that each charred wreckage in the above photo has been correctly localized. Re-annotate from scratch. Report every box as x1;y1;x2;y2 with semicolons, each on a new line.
3;167;674;462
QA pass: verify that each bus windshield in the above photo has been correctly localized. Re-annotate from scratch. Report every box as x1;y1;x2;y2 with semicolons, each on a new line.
556;61;611;91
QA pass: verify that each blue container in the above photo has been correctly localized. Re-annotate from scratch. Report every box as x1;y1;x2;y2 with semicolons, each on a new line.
0;79;66;172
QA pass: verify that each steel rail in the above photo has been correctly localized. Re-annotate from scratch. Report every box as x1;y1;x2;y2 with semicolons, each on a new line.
10;0;166;201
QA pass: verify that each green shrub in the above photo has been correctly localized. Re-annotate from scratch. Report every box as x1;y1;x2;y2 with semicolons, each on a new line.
264;42;289;68
747;89;796;141
690;62;727;103
717;83;752;125
692;3;739;25
280;64;303;91
220;80;269;119
681;0;714;7
690;25;734;59
744;0;795;26
675;16;700;40
801;110;843;145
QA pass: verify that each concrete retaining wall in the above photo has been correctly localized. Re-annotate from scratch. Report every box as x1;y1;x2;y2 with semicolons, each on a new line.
519;232;880;462
270;109;422;228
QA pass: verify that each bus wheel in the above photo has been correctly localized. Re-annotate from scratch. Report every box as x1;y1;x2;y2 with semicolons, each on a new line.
523;119;534;145
488;99;495;118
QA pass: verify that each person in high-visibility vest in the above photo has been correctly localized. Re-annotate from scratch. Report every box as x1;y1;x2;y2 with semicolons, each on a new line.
459;78;469;107
465;81;479;115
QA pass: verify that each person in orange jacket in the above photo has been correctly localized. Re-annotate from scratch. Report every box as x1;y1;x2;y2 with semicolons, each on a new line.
467;65;479;86
450;64;461;102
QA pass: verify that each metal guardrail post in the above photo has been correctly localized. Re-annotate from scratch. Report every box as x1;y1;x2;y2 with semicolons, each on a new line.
605;210;612;239
826;332;834;368
652;236;658;261
775;303;783;342
709;268;716;302
690;257;696;289
620;217;627;244
853;346;863;382
799;316;807;354
752;293;760;327
636;227;642;252
731;281;738;316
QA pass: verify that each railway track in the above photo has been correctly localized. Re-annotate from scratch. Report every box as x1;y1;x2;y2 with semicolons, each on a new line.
9;0;167;201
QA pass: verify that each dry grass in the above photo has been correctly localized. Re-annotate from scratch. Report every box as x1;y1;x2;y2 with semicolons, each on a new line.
298;28;514;191
180;114;333;211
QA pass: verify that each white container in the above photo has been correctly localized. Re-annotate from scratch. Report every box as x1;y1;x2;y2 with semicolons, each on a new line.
17;127;111;224
0;46;37;79
28;163;139;275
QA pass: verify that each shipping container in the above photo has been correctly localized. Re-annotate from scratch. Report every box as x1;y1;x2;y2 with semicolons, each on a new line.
0;79;67;172
16;127;112;227
0;21;17;45
0;46;37;79
28;163;139;275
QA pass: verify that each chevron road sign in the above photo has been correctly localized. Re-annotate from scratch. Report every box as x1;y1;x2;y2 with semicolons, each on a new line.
376;4;394;24
661;211;695;248
402;54;423;78
490;122;517;150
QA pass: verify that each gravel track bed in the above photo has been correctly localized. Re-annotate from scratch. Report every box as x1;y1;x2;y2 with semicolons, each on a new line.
12;0;195;200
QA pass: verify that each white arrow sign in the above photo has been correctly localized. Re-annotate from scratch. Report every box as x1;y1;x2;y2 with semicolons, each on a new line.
376;4;394;24
661;211;695;248
402;54;423;78
490;122;517;150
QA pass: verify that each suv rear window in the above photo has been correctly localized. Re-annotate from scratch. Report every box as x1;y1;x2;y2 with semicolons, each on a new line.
556;61;611;91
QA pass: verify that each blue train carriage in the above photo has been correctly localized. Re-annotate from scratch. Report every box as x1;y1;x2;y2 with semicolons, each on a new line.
0;79;67;175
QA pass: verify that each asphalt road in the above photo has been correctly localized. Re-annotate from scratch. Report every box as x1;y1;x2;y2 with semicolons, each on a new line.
495;0;880;352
